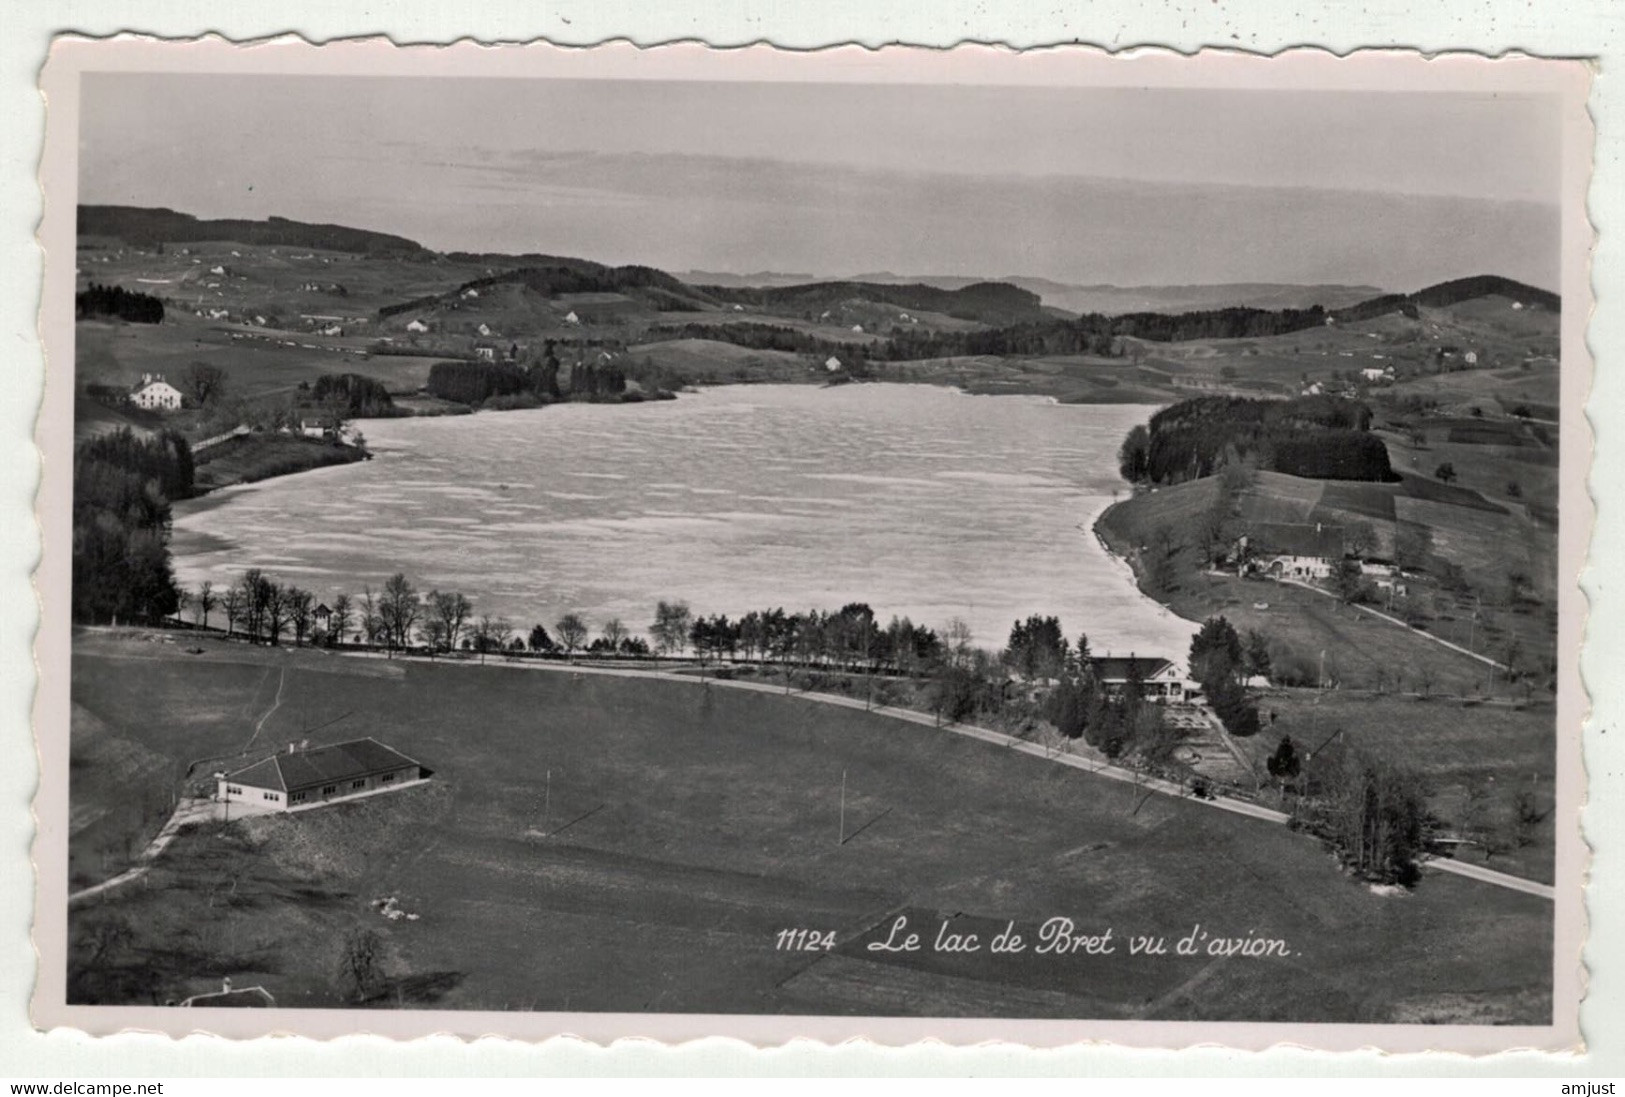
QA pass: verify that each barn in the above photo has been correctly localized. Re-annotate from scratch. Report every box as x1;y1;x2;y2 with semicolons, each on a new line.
217;738;425;813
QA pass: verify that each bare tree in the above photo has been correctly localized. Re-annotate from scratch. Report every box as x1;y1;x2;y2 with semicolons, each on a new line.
286;587;314;647
361;585;383;646
600;617;628;652
336;928;385;1003
195;580;215;630
555;612;588;656
471;615;513;662
220;586;242;638
184;361;227;406
379;573;420;652
429;591;473;653
261;580;289;646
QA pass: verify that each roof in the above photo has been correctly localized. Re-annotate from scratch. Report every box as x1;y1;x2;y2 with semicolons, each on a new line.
1088;655;1177;682
180;985;276;1008
1248;521;1344;560
227;737;420;793
132;378;180;394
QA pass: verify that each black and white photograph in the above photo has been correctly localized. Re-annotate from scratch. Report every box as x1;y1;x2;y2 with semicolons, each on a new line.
30;39;1591;1048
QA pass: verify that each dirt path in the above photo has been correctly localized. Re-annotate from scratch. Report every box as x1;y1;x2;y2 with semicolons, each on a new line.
69;796;222;905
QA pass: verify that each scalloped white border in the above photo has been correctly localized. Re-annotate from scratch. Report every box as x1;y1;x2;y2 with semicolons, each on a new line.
15;29;1603;1065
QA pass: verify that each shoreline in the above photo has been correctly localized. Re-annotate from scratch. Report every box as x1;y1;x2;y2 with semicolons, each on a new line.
1085;494;1200;668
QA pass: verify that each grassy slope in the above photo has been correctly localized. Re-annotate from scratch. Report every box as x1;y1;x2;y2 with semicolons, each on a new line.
624;338;819;384
192;433;368;492
68;636;1550;1021
1095;474;1557;878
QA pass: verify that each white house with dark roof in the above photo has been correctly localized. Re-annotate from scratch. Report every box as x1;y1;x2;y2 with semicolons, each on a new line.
130;373;183;411
1087;655;1194;703
217;738;425;813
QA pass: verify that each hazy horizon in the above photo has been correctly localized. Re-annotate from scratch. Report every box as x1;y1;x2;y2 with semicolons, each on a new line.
79;75;1563;292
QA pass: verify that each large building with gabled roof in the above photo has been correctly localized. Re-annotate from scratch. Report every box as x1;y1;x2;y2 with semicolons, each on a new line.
217;737;424;812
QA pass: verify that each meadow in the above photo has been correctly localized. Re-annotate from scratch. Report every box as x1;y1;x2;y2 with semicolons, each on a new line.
67;633;1551;1022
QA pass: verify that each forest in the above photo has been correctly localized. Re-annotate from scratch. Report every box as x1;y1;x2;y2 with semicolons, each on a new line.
425;348;630;408
1119;394;1395;485
75;283;164;324
310;373;399;418
72;428;193;623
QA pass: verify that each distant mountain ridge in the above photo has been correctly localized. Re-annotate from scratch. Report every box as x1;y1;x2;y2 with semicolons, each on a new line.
845;273;1390;315
78;206;426;257
690;279;1048;325
79;205;1559;331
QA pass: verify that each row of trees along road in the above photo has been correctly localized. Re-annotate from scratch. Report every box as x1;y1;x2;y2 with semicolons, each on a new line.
174;566;1448;887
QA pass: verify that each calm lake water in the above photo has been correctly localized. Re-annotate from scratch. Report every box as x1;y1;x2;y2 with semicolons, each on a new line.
172;384;1193;658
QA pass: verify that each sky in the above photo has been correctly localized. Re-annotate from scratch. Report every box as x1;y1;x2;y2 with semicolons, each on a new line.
78;74;1563;291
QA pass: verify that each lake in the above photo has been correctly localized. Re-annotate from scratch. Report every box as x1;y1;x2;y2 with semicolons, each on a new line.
171;384;1194;659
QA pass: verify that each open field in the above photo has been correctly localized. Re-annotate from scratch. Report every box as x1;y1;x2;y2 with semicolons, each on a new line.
67;634;1550;1020
876;354;1178;404
623;338;820;385
191;434;369;492
77;320;448;410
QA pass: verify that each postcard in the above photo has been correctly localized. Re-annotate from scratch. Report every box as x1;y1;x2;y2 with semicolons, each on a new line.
31;37;1593;1051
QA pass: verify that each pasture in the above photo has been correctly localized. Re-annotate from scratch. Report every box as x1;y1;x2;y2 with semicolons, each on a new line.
1238;689;1556;885
624;338;818;385
77;319;446;410
67;634;1551;1021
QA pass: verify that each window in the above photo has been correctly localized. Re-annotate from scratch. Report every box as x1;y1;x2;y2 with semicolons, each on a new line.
381;773;394;783
226;785;242;795
351;779;367;790
322;785;336;795
263;792;280;802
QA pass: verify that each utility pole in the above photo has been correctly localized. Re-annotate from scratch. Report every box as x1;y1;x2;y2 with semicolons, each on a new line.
838;770;847;846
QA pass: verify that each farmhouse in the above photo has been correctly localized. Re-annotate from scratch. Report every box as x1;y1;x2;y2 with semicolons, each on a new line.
405;318;430;333
217;737;425;813
130;373;183;411
474;342;497;361
1238;522;1345;580
1088;655;1193;703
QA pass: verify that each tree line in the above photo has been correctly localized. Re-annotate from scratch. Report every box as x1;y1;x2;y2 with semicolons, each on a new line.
72;429;193;623
172;565;1449;887
425;346;630;408
76;283;164;324
1118;394;1396;486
